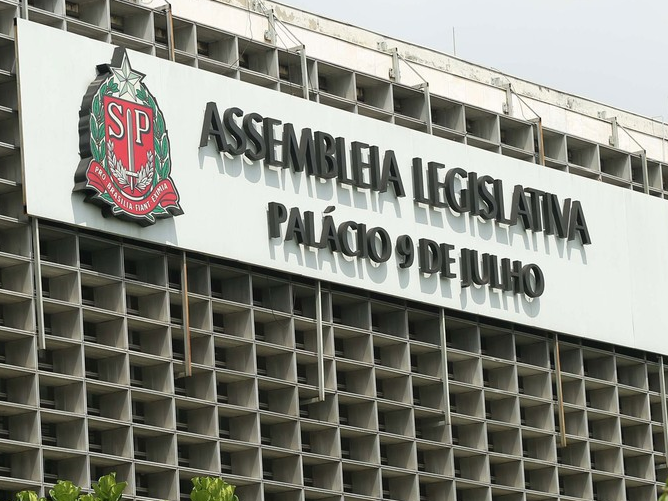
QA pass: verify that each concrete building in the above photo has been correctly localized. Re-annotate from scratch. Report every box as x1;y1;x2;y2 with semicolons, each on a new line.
0;1;667;500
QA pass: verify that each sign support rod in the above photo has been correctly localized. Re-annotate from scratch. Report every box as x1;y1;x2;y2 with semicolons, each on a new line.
182;251;192;377
440;310;452;441
315;280;324;401
660;356;668;463
32;218;45;350
554;333;567;447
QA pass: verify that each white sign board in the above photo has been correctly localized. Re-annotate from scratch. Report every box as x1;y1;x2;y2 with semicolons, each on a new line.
16;20;668;354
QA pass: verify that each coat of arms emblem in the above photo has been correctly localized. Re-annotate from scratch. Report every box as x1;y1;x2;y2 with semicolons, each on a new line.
74;48;182;225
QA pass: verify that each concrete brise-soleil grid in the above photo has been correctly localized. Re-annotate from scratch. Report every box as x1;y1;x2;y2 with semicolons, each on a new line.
0;0;666;500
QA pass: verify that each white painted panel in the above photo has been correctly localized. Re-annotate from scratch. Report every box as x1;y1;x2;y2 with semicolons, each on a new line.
16;20;668;354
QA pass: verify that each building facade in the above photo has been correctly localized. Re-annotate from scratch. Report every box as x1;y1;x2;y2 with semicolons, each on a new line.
0;1;667;501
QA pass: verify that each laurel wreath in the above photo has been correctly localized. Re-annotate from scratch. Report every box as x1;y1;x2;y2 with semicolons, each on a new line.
89;77;171;214
107;142;154;191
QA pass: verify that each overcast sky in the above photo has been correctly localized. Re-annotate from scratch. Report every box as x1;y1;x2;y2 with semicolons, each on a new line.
276;0;668;120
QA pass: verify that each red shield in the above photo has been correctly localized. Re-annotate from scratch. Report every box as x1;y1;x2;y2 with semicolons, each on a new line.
104;96;155;198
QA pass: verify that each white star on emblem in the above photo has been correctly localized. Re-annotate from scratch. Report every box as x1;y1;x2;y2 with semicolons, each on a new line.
111;54;143;100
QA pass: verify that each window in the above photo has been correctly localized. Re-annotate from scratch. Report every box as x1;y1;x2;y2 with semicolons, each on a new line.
128;331;142;351
168;266;181;289
43;458;59;483
216;381;228;404
79;249;93;269
340;437;351;459
170;303;183;325
132;401;145;424
215;347;226;369
260;424;271;445
262;458;273;480
130;366;143;387
87;392;101;417
258;390;269;410
220;451;232;474
40;385;56;409
297;364;307;384
218;416;230;439
176;408;188;432
0;416;8;439
177;444;189;466
41;423;57;446
134;436;147;460
212;313;225;333
173;338;185;361
256;356;267;376
126;294;140;315
174;377;187;396
38;350;54;371
300;431;310;452
124;258;138;280
83;321;97;343
88;430;103;453
210;277;224;298
85;357;99;379
135;473;149;497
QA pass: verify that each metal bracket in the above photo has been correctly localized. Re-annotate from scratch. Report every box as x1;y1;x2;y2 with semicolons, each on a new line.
252;1;276;44
503;84;512;115
290;45;309;99
389;48;400;82
609;117;619;147
639;149;649;194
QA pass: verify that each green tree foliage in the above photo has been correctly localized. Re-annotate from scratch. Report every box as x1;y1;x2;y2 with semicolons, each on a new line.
11;475;237;501
15;473;127;501
660;479;668;501
190;477;239;501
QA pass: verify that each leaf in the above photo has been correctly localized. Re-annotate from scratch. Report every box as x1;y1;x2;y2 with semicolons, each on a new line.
91;141;101;163
15;492;40;501
92;472;127;501
190;491;210;501
155;113;164;137
160;158;171;178
90;117;99;141
49;480;81;501
92;95;100;118
161;137;169;160
190;477;238;501
99;83;108;96
136;87;147;103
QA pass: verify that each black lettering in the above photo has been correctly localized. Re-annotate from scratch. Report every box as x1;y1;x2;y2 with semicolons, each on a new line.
567;200;591;245
477;175;497;220
222;107;245;155
412;158;430;204
283;124;316;174
336;137;353;185
267;202;287;238
199;102;229;151
285;207;306;244
524;187;544;232
242;112;266;161
263;117;283;167
509;185;532;230
379;150;405;197
440;243;456;278
314;131;337;179
366;227;391;263
523;264;545;298
418;238;441;274
338;221;362;257
445;167;468;213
